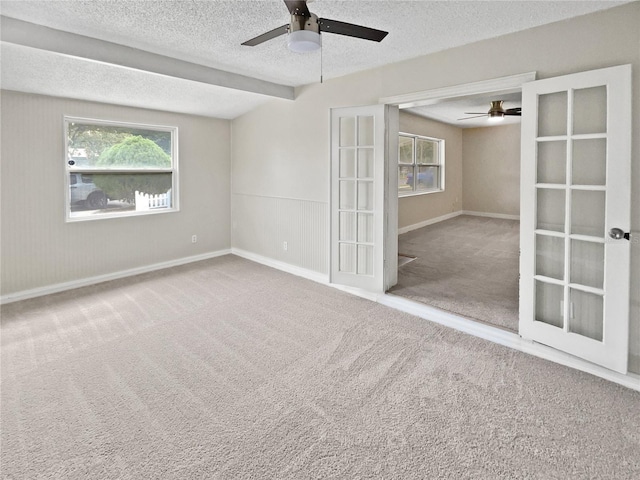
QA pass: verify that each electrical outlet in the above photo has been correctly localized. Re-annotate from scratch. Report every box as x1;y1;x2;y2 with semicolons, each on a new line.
192;235;197;243
283;241;288;251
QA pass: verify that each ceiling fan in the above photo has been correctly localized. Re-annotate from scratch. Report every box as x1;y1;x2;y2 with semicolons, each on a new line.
458;101;522;122
241;0;388;53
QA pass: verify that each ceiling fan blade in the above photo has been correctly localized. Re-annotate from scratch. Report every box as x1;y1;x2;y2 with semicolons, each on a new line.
241;24;289;46
319;18;388;42
458;115;489;121
504;108;522;116
284;0;311;17
464;112;489;115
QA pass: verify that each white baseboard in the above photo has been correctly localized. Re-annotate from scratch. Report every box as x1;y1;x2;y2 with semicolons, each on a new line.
0;249;232;305
462;210;520;221
231;248;330;285
398;211;462;234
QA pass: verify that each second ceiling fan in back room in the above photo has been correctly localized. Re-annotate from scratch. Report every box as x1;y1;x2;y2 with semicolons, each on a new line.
241;0;389;53
458;101;522;122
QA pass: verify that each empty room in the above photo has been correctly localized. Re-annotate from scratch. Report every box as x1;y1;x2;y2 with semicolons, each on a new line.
2;1;639;478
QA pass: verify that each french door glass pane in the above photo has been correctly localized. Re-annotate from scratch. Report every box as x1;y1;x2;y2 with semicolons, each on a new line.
573;86;607;135
357;213;374;243
571;190;605;237
357;245;374;275
537;141;566;184
398;136;413;164
536;234;564;280
538;91;567;137
572;139;606;186
569;288;603;341
398;166;413;192
339;243;356;273
536;188;565;232
339;181;355;209
340;117;356;147
339;149;355;178
570;240;604;289
535;280;564;328
339;212;356;242
357;181;373;210
358;116;374;146
358;149;374;178
415;166;438;191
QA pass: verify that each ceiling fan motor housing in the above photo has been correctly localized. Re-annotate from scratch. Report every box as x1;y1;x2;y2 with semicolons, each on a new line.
290;13;320;34
489;100;506;118
288;13;321;52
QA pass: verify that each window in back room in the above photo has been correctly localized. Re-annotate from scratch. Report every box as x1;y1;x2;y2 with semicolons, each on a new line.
398;132;444;196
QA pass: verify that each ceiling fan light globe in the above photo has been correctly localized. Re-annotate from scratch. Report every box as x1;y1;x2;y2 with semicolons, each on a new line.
488;111;504;122
287;30;321;52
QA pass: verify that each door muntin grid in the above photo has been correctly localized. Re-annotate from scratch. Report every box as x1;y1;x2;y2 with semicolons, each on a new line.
533;85;607;342
338;115;375;276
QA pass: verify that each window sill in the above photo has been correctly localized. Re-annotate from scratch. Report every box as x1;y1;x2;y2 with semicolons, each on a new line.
399;189;445;198
66;207;179;223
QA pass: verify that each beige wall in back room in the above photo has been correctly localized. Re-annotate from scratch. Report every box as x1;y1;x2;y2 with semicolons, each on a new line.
398;111;462;229
462;123;521;216
1;91;231;296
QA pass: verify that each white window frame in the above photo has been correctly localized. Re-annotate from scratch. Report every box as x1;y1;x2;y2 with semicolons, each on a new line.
398;132;445;197
64;116;179;222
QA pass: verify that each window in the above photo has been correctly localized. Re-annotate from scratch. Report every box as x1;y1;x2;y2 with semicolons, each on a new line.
65;118;177;221
398;133;444;196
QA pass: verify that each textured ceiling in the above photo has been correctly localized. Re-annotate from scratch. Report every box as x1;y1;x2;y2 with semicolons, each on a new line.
0;0;629;118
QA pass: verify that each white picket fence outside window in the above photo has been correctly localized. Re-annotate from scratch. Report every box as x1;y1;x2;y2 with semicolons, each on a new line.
135;189;171;211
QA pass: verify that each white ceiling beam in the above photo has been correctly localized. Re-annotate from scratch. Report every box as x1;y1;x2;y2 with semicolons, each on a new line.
1;16;294;101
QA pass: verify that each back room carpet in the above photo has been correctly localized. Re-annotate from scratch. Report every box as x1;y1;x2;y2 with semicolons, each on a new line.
1;255;639;479
390;215;520;331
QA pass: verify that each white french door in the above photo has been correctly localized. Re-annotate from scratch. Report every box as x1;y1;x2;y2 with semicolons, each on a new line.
519;65;632;373
330;104;398;292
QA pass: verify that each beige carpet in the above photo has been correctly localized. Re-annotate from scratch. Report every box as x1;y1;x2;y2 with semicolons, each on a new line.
390;215;520;331
2;255;639;479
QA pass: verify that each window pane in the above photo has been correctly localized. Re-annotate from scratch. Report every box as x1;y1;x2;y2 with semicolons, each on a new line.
572;139;606;186
536;188;565;232
358;116;374;146
339;117;356;147
571;190;605;237
358;149;374;178
569;288;603;341
538;91;567;137
69;173;172;218
535;280;564;329
67;122;172;169
416;138;437;164
536;234;564;280
339;149;355;178
537;141;566;184
415;166;438;191
399;166;413;193
398;136;413;164
573;86;606;135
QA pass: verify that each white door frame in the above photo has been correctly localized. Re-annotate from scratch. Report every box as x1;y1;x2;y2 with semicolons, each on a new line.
378;72;537;287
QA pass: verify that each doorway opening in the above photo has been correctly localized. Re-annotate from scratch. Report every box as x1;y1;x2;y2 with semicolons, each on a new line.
380;73;535;332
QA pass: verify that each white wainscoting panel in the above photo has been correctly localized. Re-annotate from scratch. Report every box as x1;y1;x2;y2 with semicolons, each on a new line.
232;193;329;275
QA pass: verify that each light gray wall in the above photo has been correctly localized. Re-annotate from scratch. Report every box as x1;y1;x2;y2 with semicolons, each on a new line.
398;111;462;229
1;91;231;295
462;124;521;216
231;3;640;373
